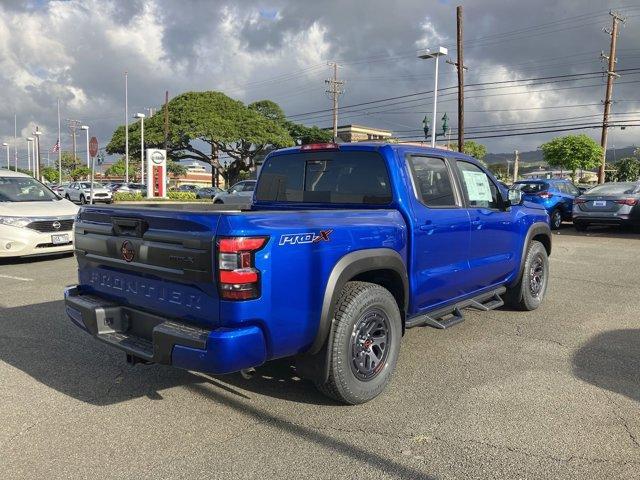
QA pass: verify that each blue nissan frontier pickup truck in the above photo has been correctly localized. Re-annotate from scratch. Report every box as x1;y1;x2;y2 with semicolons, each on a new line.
65;142;551;404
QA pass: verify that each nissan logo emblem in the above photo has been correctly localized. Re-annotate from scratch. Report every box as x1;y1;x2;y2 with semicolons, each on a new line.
52;221;61;230
120;240;135;262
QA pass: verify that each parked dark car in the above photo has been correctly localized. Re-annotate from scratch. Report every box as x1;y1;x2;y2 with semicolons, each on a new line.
196;186;224;199
513;179;582;229
572;182;640;231
176;184;199;192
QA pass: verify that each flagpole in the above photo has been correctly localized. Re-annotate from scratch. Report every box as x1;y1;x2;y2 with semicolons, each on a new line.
13;113;17;171
57;98;62;183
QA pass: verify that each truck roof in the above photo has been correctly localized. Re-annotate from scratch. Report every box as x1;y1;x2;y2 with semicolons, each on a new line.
270;142;481;164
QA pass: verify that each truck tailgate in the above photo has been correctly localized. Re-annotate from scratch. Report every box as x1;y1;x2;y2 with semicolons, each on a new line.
74;206;222;328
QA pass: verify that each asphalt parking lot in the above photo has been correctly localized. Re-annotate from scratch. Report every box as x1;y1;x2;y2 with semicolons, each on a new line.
1;226;638;479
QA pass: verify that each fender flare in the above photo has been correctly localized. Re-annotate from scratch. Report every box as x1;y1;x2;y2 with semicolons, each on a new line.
510;221;552;287
308;248;408;355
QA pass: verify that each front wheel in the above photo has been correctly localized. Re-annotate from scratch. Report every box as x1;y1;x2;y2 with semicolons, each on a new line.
315;281;402;404
550;209;562;230
504;240;549;311
214;199;223;204
79;195;86;205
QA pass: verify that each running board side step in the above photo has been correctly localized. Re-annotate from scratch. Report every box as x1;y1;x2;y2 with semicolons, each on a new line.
405;287;506;330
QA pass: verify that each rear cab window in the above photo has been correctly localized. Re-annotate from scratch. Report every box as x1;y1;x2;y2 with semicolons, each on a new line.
256;150;392;205
406;155;458;207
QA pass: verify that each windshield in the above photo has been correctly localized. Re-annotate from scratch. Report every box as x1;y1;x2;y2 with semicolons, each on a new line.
80;182;104;189
0;176;60;202
514;182;547;194
586;183;639;195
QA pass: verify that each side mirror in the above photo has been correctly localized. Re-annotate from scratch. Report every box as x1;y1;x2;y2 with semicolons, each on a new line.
507;188;523;206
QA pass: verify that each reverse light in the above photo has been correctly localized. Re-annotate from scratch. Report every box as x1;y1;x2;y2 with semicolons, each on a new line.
615;198;638;206
300;143;339;151
217;236;267;300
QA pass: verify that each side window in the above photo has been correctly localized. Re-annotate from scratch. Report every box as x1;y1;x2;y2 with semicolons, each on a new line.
407;156;457;207
567;184;580;196
230;183;243;193
457;161;500;209
243;182;256;192
556;183;569;194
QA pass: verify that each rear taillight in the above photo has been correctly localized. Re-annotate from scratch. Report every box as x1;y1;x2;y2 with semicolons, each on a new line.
217;237;267;300
536;191;553;199
615;198;638;206
574;198;586;204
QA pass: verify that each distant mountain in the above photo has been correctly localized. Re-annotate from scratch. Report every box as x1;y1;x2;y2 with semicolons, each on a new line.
484;145;638;165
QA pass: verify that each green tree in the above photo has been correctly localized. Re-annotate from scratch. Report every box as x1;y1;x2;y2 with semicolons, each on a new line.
41;166;60;183
107;91;294;185
166;160;187;177
540;134;603;182
70;166;91;180
462;141;488;162
613;157;640;181
488;163;509;182
248;99;332;145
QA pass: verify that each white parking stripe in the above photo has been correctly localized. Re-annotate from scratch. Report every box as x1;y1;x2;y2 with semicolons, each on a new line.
0;274;33;282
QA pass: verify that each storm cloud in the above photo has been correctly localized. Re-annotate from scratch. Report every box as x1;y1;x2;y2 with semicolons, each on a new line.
1;0;639;168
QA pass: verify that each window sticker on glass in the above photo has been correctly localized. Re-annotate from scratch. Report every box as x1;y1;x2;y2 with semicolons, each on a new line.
462;170;493;202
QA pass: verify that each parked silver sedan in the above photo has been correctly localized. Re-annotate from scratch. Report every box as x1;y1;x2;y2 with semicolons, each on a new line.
212;180;256;205
572;182;640;231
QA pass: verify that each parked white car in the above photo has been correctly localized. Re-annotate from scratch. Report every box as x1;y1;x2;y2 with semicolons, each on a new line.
64;181;113;204
0;170;79;257
212;180;256;205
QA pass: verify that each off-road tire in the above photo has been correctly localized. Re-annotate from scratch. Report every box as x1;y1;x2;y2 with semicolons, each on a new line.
315;281;402;405
504;240;549;311
550;209;562;230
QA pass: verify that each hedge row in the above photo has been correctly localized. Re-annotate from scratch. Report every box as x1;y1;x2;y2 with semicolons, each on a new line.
113;191;202;202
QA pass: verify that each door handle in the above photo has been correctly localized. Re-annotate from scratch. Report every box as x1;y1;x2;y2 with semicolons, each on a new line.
418;220;432;231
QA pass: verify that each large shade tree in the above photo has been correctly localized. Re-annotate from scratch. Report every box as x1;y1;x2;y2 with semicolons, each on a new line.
540;134;603;182
107;92;327;185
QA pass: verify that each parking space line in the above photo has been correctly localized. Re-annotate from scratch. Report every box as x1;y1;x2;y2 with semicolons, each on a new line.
0;274;34;282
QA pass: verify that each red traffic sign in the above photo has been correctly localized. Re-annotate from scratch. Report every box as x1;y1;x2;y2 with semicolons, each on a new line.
89;137;98;157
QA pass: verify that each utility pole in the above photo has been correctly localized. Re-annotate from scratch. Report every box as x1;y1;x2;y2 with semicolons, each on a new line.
13;114;17;171
325;62;344;142
598;10;626;184
57;98;62;183
447;6;467;152
513;149;519;183
67;119;81;161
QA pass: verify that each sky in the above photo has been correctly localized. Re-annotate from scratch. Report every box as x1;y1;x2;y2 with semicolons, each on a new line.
1;0;639;170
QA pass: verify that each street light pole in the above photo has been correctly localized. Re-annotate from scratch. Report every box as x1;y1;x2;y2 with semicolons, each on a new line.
135;113;146;184
2;143;8;169
81;125;94;204
33;130;42;181
26;138;31;174
418;46;448;148
125;71;129;183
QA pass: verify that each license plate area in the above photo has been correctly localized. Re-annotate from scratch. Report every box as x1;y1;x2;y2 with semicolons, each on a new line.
592;200;607;207
51;234;70;245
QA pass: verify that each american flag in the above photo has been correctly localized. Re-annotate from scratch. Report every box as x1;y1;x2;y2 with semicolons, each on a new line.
50;139;60;153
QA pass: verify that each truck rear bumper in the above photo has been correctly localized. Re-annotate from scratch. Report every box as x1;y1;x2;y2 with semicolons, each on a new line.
64;286;267;375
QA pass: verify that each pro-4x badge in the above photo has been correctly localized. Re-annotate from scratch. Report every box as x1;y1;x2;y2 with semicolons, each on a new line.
279;230;333;246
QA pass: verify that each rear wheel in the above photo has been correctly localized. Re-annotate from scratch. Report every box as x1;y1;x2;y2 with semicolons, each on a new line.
314;281;402;404
79;195;86;205
550;209;562;230
505;240;549;311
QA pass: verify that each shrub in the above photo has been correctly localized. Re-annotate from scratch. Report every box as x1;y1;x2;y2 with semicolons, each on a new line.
113;192;144;202
168;191;197;200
